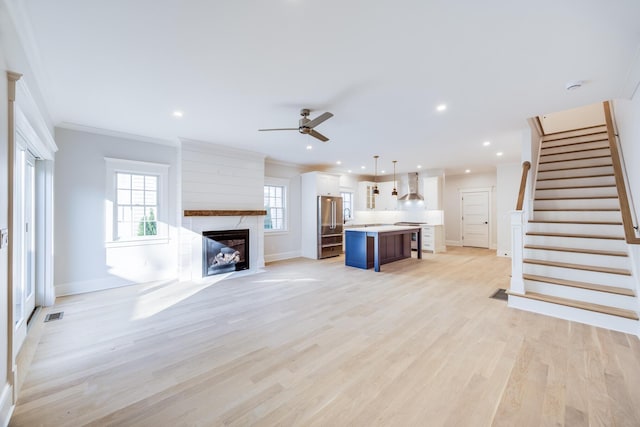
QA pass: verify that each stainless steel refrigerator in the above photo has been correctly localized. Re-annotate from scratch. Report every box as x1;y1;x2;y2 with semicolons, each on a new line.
317;195;343;259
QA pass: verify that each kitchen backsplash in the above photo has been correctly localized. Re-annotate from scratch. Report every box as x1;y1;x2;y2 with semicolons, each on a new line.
351;209;443;225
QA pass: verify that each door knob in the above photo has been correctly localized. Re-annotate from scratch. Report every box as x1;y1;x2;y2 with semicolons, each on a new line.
483;221;488;224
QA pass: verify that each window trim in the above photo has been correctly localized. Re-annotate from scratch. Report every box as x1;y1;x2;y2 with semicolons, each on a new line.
105;157;170;246
264;177;289;233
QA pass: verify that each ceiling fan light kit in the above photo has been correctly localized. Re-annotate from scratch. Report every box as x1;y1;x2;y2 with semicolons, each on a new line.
258;108;334;142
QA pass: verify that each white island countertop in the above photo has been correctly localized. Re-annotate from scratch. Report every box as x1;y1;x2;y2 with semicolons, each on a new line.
345;225;421;233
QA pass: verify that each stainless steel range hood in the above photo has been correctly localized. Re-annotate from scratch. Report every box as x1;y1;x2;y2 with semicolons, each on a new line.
398;172;424;201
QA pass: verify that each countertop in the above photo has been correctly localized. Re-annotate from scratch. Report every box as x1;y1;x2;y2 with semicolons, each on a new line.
345;225;421;233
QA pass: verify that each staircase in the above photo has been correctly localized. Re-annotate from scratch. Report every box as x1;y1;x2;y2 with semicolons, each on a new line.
508;124;640;335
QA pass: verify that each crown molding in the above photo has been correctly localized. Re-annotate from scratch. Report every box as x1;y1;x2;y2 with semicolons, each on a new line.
57;122;178;147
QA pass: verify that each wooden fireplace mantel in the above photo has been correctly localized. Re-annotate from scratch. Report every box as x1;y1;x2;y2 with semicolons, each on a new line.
184;210;267;217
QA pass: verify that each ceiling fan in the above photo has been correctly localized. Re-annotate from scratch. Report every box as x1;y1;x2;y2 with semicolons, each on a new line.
259;108;334;142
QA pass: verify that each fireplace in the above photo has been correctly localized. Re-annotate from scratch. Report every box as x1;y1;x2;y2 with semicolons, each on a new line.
202;229;249;277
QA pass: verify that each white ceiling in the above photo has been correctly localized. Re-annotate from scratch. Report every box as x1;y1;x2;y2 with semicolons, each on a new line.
17;0;640;175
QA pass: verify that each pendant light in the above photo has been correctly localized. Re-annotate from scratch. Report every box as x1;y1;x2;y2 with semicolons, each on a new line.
392;160;398;197
373;155;380;195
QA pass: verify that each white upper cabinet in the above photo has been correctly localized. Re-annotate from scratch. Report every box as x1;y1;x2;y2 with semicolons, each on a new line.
304;171;340;196
423;176;442;210
357;181;376;210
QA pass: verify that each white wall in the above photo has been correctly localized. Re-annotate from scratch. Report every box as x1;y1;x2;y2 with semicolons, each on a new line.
181;139;264;210
444;171;497;248
54;128;180;295
614;96;640;231
264;160;304;262
496;163;521;256
539;102;605;134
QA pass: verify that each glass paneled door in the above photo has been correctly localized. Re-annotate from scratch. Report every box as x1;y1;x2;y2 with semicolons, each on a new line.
14;148;36;356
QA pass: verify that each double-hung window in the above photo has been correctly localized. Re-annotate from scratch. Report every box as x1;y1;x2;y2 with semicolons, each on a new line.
105;158;169;244
341;191;353;220
264;179;288;232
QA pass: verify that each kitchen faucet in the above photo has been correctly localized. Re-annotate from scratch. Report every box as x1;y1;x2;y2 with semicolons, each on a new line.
343;207;351;223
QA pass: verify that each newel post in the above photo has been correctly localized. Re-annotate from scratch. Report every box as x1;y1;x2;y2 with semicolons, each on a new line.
510;210;525;294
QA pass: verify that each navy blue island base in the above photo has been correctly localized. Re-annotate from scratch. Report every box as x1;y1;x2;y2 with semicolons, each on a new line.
345;226;422;272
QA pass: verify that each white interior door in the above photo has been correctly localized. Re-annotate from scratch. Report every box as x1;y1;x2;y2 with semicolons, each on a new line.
14;148;36;356
461;190;489;248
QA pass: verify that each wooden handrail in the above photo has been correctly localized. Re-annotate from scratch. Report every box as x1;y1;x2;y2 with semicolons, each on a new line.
516;161;531;210
603;101;640;244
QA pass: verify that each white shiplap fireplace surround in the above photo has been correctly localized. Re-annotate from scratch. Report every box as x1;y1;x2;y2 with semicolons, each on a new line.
179;140;266;282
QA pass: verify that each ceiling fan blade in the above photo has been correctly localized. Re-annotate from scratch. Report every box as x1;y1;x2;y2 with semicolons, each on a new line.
258;128;298;131
304;112;333;129
309;129;329;142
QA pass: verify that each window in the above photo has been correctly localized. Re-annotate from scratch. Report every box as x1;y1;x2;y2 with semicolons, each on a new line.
341;191;353;220
264;181;287;232
105;158;169;244
116;172;158;239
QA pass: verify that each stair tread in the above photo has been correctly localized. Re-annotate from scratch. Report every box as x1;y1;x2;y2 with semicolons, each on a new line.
542;127;607;141
535;196;618;200
523;274;635;296
539;164;613;173
540;145;609;155
526;231;625;239
528;220;623;225
523;258;631;275
535;185;616;190
507;291;639;320
524;244;628;257
539;154;612;165
537;173;614;182
534;208;621;212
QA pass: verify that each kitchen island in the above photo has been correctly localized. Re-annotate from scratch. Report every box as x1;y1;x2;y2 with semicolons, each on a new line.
345;225;422;272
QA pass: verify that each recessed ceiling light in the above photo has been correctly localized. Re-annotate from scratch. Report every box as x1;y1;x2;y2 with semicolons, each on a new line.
306;145;312;150
336;160;342;165
496;152;503;156
483;141;491;146
381;170;386;174
361;165;366;170
436;104;447;112
348;169;352;173
417;165;422;169
172;110;184;118
465;169;471;173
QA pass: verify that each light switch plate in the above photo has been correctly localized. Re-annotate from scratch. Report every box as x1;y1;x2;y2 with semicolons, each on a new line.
0;228;8;249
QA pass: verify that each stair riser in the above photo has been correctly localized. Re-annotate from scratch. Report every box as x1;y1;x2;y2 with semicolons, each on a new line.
524;280;637;310
523;264;633;287
523;249;629;269
532;210;623;222
535;186;617;199
525;234;627;252
508;295;639;336
537;166;613;180
540;148;611;163
534;199;620;210
535;175;616;189
542;127;607;143
538;157;612;172
540;139;609;155
527;222;625;237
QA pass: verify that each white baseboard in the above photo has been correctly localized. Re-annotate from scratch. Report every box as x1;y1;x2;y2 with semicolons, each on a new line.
446;240;462;247
56;273;176;296
264;250;301;263
0;383;14;427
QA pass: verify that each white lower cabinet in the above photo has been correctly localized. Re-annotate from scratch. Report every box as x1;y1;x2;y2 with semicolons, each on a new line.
421;225;445;253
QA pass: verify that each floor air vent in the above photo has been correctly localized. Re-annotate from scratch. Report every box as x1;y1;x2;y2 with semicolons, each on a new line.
490;289;508;301
44;312;64;322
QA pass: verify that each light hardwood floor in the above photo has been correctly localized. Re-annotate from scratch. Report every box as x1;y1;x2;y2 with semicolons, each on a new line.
10;247;640;426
